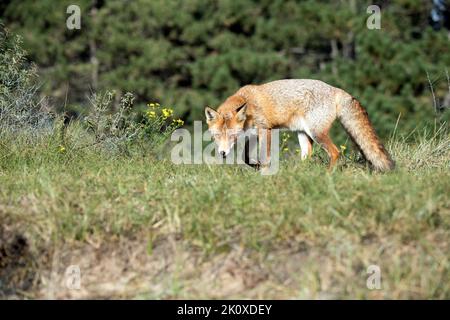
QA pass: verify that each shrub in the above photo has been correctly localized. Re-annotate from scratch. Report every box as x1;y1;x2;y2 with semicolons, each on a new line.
0;25;51;133
0;26;183;159
68;91;184;157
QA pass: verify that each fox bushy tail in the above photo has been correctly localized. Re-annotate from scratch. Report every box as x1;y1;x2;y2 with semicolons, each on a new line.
338;98;395;171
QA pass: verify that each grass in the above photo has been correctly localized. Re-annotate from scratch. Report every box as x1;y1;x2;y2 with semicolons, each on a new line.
1;123;450;299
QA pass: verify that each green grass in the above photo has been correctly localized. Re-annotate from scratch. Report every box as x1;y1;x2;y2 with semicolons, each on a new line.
1;124;450;299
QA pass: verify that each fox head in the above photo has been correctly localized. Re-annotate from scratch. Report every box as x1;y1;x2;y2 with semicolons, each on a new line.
204;103;247;158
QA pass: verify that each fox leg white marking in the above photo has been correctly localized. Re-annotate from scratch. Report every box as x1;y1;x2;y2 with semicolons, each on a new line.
300;118;314;138
297;132;312;160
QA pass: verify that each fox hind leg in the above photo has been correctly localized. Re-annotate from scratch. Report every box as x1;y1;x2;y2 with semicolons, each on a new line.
297;132;313;160
314;132;340;169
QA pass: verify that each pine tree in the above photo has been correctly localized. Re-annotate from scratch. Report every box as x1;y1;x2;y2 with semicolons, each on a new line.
1;0;449;136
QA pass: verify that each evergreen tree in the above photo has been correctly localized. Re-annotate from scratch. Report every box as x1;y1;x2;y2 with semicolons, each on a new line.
1;0;449;137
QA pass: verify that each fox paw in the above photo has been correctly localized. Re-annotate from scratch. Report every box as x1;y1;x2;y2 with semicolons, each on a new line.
248;162;261;170
245;158;261;170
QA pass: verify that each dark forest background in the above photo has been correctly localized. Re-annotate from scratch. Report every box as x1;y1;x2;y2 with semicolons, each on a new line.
1;0;450;138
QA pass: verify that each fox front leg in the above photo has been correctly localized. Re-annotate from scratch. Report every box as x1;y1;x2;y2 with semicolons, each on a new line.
297;132;313;160
244;136;260;169
258;128;272;170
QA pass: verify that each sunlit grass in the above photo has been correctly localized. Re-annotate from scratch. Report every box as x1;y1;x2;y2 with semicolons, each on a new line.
1;125;449;298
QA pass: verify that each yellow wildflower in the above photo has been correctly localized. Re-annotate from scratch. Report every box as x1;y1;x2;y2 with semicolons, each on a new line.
161;108;173;119
282;132;290;143
173;118;184;126
147;110;156;119
58;145;66;153
147;102;160;108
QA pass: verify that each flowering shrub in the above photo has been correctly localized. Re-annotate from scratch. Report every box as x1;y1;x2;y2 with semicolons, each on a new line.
139;101;184;153
0;26;181;159
78;91;184;156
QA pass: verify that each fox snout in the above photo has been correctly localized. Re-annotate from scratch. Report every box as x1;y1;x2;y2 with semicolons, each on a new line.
217;139;234;158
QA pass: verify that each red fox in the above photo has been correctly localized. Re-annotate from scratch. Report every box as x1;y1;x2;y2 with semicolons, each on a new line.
205;79;395;171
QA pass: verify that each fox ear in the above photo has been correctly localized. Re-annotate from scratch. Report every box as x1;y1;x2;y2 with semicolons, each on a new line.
236;103;247;122
205;107;218;122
